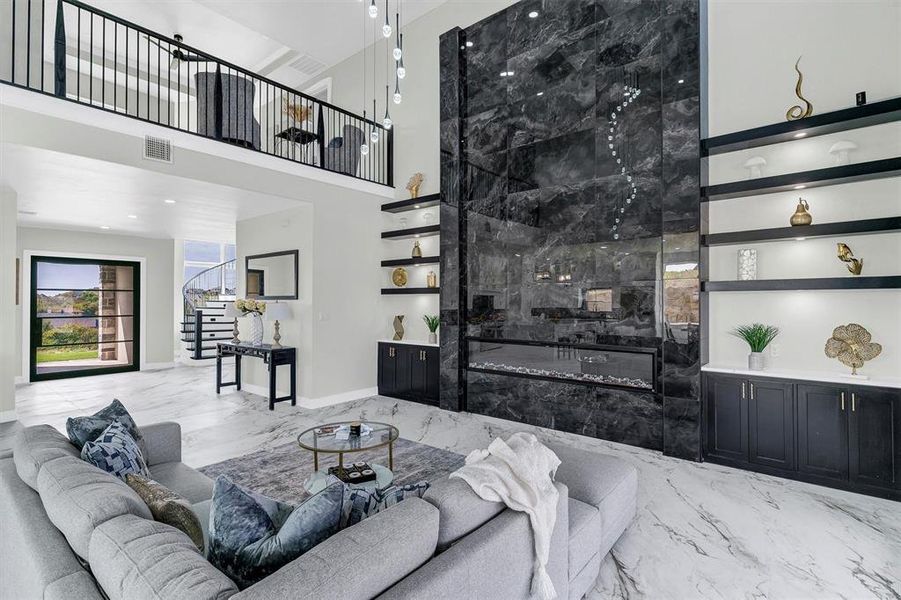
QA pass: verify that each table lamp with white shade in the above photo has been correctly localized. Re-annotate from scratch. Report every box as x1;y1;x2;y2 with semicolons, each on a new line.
265;302;292;348
222;302;241;344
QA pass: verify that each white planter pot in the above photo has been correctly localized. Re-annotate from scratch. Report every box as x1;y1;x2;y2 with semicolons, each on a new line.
748;352;765;371
428;332;438;345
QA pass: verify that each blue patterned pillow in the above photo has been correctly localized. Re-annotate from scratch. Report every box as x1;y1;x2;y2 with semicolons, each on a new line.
81;421;150;480
208;476;346;589
67;399;143;451
342;481;430;528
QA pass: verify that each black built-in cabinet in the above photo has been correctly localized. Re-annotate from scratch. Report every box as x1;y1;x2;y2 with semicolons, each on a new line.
704;372;899;501
378;342;439;406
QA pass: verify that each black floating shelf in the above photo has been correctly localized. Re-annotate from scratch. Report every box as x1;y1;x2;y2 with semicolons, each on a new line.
381;287;441;295
381;193;441;213
381;225;441;240
702;276;901;292
701;97;901;157
702;217;901;246
381;256;440;267
701;157;901;202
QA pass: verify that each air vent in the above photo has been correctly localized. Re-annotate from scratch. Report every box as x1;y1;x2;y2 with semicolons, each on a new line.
288;54;327;78
144;135;172;163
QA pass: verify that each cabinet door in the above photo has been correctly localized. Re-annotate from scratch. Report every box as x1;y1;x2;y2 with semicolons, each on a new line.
425;347;440;404
797;384;849;480
394;346;413;399
410;348;429;400
378;344;398;396
705;375;748;463
748;379;795;470
849;388;899;490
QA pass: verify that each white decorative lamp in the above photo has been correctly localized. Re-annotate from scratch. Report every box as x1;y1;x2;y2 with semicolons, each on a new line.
265;302;292;348
222;302;241;344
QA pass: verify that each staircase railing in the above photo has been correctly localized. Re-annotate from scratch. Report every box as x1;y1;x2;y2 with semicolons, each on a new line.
1;0;393;186
182;259;236;317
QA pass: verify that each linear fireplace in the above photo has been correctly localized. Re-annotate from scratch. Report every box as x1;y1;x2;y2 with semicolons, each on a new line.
468;338;656;391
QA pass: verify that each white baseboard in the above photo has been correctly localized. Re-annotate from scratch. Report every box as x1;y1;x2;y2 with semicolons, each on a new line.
237;384;378;409
14;376;27;385
143;362;177;372
0;409;17;423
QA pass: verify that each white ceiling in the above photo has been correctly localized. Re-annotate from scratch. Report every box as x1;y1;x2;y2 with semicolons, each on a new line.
2;144;300;242
88;0;450;88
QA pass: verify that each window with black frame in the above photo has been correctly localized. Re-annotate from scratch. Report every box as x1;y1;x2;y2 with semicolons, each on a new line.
30;257;140;381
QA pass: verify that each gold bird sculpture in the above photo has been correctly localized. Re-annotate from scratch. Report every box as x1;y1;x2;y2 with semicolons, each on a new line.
836;243;863;275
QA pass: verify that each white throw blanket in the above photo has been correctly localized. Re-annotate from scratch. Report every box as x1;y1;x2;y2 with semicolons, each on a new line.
450;433;561;600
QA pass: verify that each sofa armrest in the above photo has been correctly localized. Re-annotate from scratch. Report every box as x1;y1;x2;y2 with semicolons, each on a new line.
140;422;182;466
547;442;637;509
235;498;439;600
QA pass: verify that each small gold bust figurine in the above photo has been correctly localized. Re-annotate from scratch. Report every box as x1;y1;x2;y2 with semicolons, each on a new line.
836;243;863;275
406;173;424;199
412;240;423;258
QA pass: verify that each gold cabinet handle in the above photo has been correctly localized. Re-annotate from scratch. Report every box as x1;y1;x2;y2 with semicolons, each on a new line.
741;382;746;399
749;383;754;400
840;392;845;411
851;393;856;412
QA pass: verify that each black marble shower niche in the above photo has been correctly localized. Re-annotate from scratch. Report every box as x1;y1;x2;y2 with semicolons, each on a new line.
439;0;701;458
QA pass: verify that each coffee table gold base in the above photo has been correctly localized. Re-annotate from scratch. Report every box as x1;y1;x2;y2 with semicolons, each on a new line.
314;441;394;472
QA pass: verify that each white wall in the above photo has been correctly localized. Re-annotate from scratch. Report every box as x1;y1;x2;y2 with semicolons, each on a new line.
0;189;17;421
15;227;176;378
706;0;901;377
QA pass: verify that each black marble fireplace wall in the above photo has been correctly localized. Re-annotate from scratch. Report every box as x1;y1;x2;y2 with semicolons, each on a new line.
439;0;701;459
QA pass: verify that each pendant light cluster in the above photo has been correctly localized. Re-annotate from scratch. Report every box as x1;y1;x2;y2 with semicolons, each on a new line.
361;0;407;156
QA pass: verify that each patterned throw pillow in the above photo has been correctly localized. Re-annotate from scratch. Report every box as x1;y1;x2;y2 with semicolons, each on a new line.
208;476;346;589
66;399;143;451
81;421;150;480
342;481;430;528
126;474;205;551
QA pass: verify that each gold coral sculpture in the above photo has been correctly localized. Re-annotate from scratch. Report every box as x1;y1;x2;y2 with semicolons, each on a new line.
836;243;863;275
825;323;882;376
785;56;814;121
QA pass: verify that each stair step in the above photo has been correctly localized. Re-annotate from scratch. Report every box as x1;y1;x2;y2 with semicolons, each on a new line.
182;336;233;343
180;327;233;334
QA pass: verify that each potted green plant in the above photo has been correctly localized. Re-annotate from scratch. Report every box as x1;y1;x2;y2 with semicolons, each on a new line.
423;315;440;344
731;323;779;371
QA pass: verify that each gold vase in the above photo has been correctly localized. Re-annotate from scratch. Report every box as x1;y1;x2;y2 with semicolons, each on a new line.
393;315;405;341
412;241;423;258
789;198;812;226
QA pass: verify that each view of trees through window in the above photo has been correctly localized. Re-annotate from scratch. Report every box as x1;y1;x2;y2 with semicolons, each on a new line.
183;240;236;295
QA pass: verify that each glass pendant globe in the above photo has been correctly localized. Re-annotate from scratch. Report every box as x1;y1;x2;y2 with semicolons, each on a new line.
383;117;393;130
393;47;402;61
383;24;392;37
360;143;370;156
370;129;380;143
393;91;402;104
368;1;378;18
396;65;406;79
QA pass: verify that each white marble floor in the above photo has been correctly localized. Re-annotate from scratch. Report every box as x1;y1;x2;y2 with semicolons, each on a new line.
4;364;900;600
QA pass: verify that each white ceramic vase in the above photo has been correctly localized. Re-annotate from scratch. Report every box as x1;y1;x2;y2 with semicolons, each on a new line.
428;332;438;344
748;352;764;371
249;313;264;345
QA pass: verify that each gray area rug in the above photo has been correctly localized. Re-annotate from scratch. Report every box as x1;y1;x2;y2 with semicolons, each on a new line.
199;437;465;504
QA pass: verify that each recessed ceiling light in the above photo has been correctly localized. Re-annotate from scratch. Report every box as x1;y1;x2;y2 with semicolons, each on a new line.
794;185;806;190
528;10;539;18
500;71;508;77
795;237;806;241
100;225;110;230
127;214;138;219
677;79;684;84
164;199;176;204
794;132;807;138
507;70;514;76
536;91;544;96
600;246;608;249
466;41;473;48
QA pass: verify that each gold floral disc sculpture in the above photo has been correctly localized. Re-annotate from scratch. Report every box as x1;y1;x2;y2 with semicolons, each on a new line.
824;323;882;376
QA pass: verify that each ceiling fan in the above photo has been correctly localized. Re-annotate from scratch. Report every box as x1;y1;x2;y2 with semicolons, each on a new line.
145;34;207;70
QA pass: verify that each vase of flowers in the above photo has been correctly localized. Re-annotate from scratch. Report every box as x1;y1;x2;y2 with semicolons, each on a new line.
730;323;779;371
423;314;440;345
236;299;267;345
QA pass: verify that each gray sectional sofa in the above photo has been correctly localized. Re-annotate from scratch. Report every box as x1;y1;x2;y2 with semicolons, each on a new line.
0;421;637;600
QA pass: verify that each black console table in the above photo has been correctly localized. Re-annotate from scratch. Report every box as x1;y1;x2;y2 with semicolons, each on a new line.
216;342;297;410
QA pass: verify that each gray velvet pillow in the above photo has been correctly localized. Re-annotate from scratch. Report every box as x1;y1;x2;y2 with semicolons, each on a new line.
207;476;346;589
66;399;143;451
126;473;205;552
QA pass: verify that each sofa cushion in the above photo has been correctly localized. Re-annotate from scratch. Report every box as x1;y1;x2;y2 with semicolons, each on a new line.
66;399;143;451
13;425;80;490
82;422;151;481
149;461;214;504
127;473;204;551
567;497;602;579
208;476;346;589
343;481;430;527
89;514;238;600
36;456;152;559
422;475;505;551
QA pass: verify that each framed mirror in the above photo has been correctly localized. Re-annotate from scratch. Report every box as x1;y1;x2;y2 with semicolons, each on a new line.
245;250;298;300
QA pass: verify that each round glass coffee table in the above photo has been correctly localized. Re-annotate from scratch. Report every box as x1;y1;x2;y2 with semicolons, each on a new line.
297;421;399;493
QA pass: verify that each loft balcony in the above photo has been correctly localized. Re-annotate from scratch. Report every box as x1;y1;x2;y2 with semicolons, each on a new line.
1;0;393;187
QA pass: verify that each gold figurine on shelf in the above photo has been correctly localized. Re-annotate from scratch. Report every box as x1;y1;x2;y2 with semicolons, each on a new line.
836;243;863;275
412;240;423;258
391;267;408;287
789;198;812;226
785;56;813;121
825;323;882;376
406;173;424;199
393;315;405;341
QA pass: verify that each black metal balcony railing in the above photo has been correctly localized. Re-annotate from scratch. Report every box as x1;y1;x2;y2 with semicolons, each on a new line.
1;0;393;187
